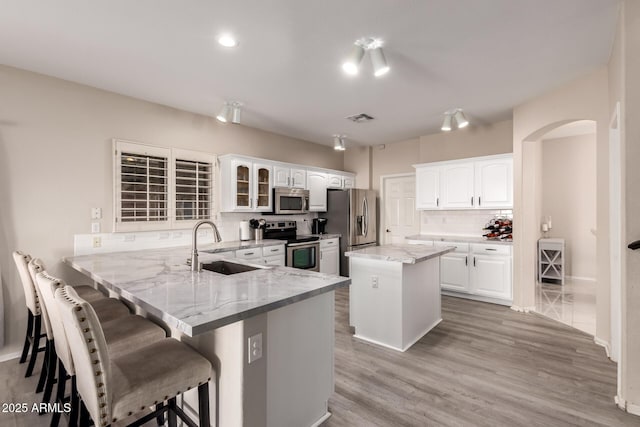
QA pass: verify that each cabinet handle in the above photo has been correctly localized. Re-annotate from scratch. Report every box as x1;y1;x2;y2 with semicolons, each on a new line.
479;196;481;206
436;197;439;207
246;252;254;256
485;248;497;251
270;248;278;252
473;256;476;267
465;256;468;266
471;197;474;206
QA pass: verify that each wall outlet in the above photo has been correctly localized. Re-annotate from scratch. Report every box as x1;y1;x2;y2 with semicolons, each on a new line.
371;275;379;288
91;222;100;233
248;333;263;364
92;237;102;248
91;207;102;220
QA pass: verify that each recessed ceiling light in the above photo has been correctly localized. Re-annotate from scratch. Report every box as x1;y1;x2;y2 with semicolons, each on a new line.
217;34;238;48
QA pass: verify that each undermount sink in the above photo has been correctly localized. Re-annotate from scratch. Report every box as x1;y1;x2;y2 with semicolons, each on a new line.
201;260;260;275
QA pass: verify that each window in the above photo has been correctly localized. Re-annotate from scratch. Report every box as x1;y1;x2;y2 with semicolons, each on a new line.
114;140;216;232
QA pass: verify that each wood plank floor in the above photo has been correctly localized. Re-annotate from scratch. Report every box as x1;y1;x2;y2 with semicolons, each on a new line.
324;287;639;427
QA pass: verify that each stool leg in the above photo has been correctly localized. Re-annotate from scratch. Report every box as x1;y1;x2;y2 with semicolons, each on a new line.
50;360;66;427
19;310;34;364
25;315;42;377
69;375;79;427
155;403;165;426
198;384;210;427
79;400;90;427
167;398;177;427
40;345;57;411
36;339;51;393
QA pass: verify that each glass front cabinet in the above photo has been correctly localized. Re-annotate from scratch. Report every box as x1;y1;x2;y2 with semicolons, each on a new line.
220;155;273;212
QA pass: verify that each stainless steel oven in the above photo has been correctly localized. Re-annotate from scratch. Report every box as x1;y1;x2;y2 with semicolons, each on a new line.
286;240;320;272
273;188;309;214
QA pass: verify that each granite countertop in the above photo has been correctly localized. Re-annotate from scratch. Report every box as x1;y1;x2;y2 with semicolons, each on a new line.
298;233;341;240
345;244;454;264
405;234;513;246
201;239;284;253
63;247;350;337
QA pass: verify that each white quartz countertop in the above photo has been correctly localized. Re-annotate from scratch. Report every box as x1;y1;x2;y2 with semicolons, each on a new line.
405;234;513;246
63;247;350;336
201;239;284;253
345;244;454;264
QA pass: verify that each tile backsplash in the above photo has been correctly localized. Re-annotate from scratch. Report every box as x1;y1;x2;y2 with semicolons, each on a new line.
420;209;513;237
218;212;316;241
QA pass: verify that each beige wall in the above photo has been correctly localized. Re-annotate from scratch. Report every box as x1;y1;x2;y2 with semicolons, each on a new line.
0;65;343;358
343;145;371;189
371;138;420;192
542;133;597;279
418;119;513;163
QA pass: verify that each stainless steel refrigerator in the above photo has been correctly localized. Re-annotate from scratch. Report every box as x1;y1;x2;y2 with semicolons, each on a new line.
326;189;377;276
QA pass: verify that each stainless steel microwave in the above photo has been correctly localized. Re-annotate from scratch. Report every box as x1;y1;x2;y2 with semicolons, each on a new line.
273;188;309;214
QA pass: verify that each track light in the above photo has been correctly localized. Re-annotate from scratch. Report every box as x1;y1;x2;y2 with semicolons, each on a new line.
342;38;389;77
333;135;346;151
454;109;469;128
216;101;243;124
441;109;469;131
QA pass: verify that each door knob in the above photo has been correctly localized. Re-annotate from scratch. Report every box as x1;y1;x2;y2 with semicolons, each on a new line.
386;229;390;233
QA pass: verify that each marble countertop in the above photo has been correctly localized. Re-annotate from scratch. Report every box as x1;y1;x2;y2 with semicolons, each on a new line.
63;247;350;336
345;244;454;264
201;239;284;253
405;234;513;246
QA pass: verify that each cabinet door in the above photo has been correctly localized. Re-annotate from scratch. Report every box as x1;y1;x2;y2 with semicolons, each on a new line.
342;175;355;189
232;160;253;210
471;255;512;300
253;163;273;211
291;168;307;188
264;255;285;266
440;253;470;293
307;171;328;212
327;174;343;189
320;246;339;275
440;163;474;208
415;166;440;209
475;157;513;208
273;165;290;187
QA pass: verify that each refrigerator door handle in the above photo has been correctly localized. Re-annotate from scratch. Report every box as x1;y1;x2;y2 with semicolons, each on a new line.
362;197;368;237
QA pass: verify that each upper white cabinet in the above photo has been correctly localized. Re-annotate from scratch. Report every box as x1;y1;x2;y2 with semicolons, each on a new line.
220;156;273;212
274;165;306;188
474;157;513;208
307;170;328;212
414;154;513;210
327;173;356;189
343;175;355;189
415;166;440;209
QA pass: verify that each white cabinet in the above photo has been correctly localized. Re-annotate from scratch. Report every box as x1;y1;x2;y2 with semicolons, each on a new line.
343;175;355;189
306;170;328;212
219;156;273;212
538;238;565;284
234;245;285;266
474;157;513;208
415;167;440;209
327;173;355;189
319;238;339;275
434;241;470;293
469;244;512;301
274;165;306;188
440;162;475;209
414;154;513;210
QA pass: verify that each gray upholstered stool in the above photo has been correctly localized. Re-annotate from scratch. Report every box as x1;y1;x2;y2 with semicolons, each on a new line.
56;285;213;427
36;273;167;427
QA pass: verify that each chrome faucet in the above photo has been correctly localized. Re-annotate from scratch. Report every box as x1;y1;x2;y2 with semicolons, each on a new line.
191;220;222;272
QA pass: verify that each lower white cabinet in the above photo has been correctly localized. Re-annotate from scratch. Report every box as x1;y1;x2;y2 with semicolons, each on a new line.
319;238;339;275
234;245;285;266
416;239;512;304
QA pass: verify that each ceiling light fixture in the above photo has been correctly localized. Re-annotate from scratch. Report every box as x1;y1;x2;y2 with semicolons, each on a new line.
333;135;347;151
217;101;243;124
342;38;389;77
442;108;469;131
217;34;238;48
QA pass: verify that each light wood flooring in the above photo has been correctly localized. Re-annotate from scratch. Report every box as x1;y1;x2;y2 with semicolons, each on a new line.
324;287;638;427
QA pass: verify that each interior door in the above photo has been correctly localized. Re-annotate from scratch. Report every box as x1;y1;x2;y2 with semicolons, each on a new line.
383;175;420;244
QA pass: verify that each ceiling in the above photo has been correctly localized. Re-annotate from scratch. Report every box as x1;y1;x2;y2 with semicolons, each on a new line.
0;0;619;147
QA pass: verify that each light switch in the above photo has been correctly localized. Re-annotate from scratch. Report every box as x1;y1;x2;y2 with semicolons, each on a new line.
91;222;100;233
248;333;263;364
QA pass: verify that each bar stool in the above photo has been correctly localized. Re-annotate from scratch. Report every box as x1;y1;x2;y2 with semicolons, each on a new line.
36;273;167;427
56;285;213;427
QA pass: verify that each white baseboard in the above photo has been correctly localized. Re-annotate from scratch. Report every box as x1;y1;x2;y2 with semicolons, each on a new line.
0;351;21;363
354;318;442;353
615;394;640;416
593;337;611;359
566;275;596;282
510;305;535;313
310;411;332;427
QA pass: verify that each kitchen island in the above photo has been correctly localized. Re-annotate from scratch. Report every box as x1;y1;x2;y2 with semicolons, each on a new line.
345;244;454;352
64;247;350;427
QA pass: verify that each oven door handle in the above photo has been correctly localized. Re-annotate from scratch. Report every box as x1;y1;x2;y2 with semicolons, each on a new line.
286;241;319;248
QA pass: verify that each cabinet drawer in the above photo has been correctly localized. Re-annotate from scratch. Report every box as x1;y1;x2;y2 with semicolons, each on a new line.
262;245;285;257
471;244;511;256
263;254;285;266
235;248;262;259
434;241;469;253
320;238;338;249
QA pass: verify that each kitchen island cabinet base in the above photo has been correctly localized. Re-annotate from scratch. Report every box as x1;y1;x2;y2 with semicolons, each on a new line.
349;256;442;352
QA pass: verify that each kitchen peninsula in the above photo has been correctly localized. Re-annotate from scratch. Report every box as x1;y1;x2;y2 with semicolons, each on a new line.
64;246;350;427
345;244;454;352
